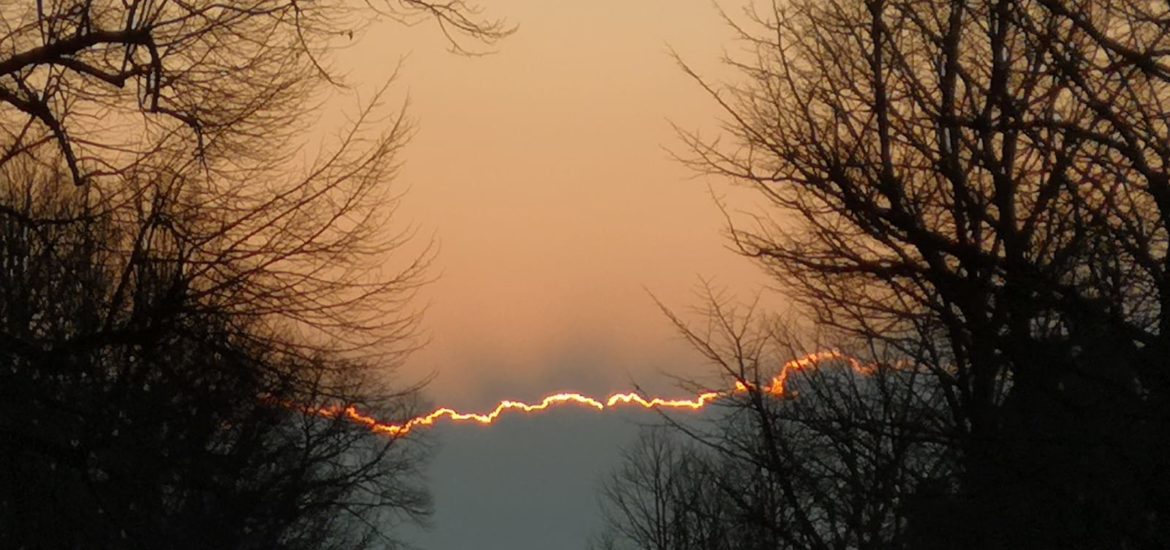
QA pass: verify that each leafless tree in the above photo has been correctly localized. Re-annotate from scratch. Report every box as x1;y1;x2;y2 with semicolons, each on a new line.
657;0;1170;546
598;290;952;550
0;0;508;547
0;155;429;547
599;426;744;550
0;1;509;187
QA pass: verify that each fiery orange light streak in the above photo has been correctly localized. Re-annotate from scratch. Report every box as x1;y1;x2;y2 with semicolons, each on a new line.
314;350;865;437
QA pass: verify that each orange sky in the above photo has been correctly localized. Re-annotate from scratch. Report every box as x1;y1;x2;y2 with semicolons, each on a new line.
340;1;775;410
323;3;785;547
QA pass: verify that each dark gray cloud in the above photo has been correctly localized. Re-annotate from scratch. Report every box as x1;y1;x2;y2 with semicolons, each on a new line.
404;410;645;550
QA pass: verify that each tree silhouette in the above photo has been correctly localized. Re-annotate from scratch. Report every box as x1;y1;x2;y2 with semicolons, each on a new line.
0;1;507;547
598;426;744;550
604;0;1170;547
0;1;509;186
599;292;951;550
0;115;426;549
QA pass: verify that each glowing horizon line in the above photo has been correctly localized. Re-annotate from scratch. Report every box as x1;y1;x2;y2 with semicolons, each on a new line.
313;350;864;437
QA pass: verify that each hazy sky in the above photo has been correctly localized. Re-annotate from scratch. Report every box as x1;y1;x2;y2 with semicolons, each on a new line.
339;2;775;548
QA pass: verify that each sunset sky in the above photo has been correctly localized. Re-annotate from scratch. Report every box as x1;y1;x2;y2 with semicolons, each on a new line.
6;2;1158;548
337;1;777;547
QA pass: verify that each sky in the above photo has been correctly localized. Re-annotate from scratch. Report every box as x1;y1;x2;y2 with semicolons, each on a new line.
337;2;777;548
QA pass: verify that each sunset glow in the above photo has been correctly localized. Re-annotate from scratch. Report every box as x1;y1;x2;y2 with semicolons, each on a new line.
318;350;864;437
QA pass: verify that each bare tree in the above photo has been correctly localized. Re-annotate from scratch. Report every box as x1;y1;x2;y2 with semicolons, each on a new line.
0;1;509;186
599;426;744;550
598;290;951;550
0;0;508;547
0;104;427;548
662;0;1170;546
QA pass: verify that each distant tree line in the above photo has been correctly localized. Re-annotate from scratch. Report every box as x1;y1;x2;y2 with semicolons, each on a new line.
0;1;506;548
599;0;1170;548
